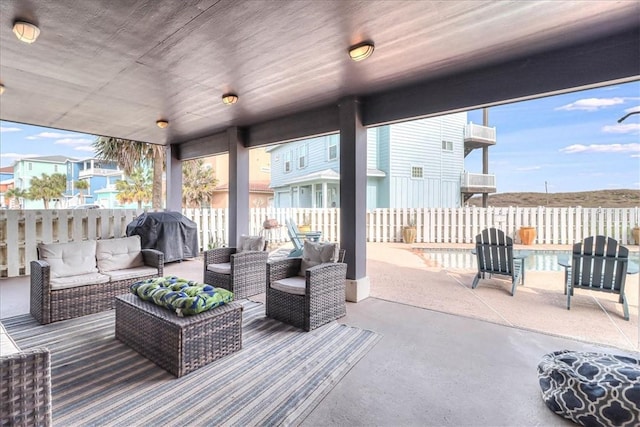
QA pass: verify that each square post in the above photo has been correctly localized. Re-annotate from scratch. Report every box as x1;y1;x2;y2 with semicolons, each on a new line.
228;127;250;246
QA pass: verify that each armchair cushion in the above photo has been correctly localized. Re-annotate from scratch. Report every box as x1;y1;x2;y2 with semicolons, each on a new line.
239;235;265;252
38;240;99;278
104;266;161;282
207;262;231;274
272;276;306;296
299;240;339;276
96;235;145;272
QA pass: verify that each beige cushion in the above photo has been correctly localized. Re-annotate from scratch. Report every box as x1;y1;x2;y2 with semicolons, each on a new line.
38;240;98;278
50;272;110;290
207;262;231;275
1;322;20;356
271;276;306;296
299;240;339;276
239;235;265;252
96;236;144;272
104;266;158;282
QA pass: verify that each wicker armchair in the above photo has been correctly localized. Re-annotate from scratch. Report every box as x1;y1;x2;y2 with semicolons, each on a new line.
203;239;269;299
266;249;347;331
1;323;52;426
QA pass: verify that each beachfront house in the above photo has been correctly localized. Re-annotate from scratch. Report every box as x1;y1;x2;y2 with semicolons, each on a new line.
11;155;126;208
269;112;495;209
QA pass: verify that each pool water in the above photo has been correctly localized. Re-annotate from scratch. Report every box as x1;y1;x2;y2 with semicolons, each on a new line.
420;249;640;272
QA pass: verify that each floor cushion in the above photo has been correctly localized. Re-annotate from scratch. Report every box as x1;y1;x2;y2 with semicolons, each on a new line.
538;350;640;427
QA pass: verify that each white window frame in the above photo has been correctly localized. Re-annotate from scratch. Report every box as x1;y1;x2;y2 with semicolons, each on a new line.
411;165;424;179
284;151;292;173
441;140;453;152
298;144;308;169
327;139;338;161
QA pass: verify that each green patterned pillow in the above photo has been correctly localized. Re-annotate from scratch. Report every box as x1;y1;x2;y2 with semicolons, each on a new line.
130;276;234;316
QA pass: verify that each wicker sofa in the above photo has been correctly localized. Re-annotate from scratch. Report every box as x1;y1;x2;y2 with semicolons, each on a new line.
0;322;51;426
30;235;164;325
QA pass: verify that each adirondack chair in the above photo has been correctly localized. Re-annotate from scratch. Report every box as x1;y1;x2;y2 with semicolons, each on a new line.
285;218;322;258
472;228;525;296
566;236;630;320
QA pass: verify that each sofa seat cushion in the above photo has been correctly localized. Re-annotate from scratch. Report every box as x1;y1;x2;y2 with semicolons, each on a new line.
50;272;110;290
207;262;231;275
538;350;640;427
96;236;145;272
38;240;98;278
105;266;159;282
130;276;234;316
0;322;20;356
271;276;306;296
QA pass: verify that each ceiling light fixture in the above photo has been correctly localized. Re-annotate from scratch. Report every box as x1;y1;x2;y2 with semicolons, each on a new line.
0;84;5;95
156;119;169;129
222;93;238;105
13;21;40;44
348;41;375;62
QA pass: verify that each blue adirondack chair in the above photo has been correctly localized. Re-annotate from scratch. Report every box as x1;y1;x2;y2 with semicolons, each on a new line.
285;218;322;257
472;228;526;296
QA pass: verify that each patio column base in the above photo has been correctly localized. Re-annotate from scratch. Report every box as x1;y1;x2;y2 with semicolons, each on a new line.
345;277;370;302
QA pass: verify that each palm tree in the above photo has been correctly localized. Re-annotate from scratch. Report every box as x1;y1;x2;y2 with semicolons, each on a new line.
93;137;164;210
5;187;27;208
182;159;218;208
27;173;66;209
74;180;89;204
115;167;152;209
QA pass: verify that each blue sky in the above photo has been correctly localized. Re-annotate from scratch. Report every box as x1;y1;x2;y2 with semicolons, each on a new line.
1;81;639;193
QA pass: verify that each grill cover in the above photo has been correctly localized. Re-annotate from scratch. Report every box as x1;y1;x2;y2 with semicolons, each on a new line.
126;211;199;263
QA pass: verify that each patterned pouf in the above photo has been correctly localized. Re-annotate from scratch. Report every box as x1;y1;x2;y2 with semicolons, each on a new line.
537;350;640;427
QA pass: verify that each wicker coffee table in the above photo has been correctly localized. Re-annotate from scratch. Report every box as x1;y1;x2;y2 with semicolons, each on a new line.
115;293;243;377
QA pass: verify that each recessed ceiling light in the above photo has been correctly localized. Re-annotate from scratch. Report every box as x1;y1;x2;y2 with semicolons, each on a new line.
13;21;40;44
156;120;169;129
348;41;375;62
222;93;238;105
0;84;5;95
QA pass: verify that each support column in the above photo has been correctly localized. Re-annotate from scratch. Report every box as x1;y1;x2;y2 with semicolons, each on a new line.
339;97;370;302
228;127;250;247
166;144;182;212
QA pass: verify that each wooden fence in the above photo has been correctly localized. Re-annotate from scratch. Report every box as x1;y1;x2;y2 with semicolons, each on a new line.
1;206;638;278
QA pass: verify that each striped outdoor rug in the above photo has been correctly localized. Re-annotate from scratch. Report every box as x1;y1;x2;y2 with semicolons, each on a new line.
3;301;380;426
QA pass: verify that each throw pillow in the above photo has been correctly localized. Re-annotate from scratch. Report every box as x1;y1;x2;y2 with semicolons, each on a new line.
239;235;265;252
299;240;339;276
130;276;234;316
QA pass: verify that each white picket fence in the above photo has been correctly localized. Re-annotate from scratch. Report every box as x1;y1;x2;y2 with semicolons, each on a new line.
1;206;638;278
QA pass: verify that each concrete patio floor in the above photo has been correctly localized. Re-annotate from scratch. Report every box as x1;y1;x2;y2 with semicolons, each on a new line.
1;243;638;426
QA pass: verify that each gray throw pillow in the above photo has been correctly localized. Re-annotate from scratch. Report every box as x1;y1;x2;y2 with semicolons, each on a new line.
299;240;339;276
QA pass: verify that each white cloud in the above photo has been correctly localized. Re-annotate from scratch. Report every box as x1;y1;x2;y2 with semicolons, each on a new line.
560;143;640;154
555;97;624;112
624;105;640;114
29;131;88;139
515;166;542;171
0;126;22;133
602;123;640;134
54;138;93;146
74;145;96;152
631;154;640;158
0;152;39;162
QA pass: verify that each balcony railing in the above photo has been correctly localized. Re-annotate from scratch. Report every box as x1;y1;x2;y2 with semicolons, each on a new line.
464;123;496;143
462;172;496;188
78;168;122;178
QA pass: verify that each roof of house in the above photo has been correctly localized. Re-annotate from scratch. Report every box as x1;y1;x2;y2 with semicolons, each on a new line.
214;181;273;193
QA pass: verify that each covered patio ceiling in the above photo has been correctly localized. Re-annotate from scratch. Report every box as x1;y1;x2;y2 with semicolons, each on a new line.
0;1;638;153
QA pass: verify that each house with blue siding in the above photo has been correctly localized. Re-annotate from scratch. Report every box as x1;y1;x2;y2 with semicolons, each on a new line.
269;113;495;209
11;155;125;208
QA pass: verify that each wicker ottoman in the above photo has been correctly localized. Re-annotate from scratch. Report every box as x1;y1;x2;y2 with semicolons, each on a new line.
115;293;242;377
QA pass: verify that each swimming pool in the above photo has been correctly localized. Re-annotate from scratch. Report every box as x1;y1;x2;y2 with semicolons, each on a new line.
419;249;640;272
